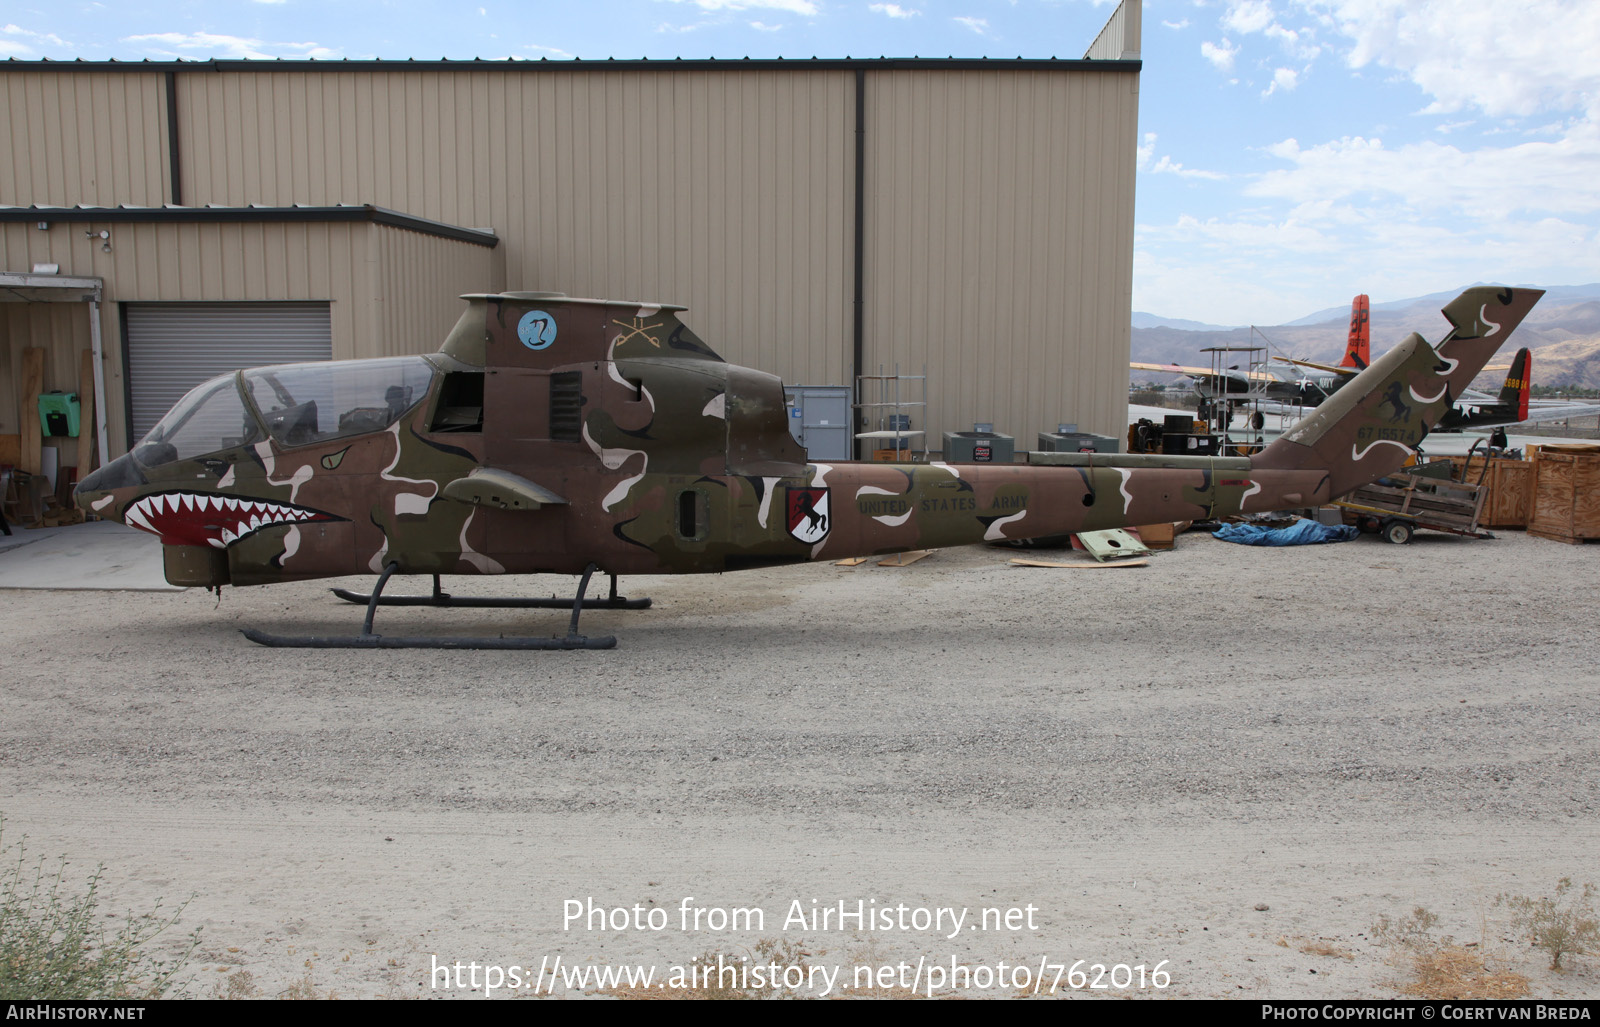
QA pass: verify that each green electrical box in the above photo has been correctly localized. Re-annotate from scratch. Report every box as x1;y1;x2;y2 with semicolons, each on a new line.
38;391;81;438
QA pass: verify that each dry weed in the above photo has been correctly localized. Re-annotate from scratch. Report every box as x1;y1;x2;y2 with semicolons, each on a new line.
1400;945;1529;1000
215;968;262;1000
1373;905;1528;999
1497;878;1599;971
278;971;335;999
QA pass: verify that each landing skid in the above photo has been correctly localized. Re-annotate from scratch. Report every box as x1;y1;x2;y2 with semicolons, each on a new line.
329;572;650;610
241;562;620;650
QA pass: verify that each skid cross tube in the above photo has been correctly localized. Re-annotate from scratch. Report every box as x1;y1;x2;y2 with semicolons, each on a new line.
241;562;618;649
329;572;650;609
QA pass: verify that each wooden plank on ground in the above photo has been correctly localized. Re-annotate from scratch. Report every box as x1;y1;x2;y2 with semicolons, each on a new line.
1009;558;1150;569
1528;528;1594;546
1351;485;1481;518
19;348;43;475
1361;481;1481;504
75;348;96;475
878;550;931;567
834;556;870;566
1412;512;1476;530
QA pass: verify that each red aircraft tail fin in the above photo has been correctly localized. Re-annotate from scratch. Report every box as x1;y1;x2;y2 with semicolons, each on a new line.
1498;347;1531;423
1344;294;1370;370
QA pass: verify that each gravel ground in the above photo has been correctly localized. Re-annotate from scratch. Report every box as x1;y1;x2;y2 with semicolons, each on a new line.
1;528;1596;1000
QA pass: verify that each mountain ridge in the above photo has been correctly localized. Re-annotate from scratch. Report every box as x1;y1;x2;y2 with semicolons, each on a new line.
1132;284;1600;387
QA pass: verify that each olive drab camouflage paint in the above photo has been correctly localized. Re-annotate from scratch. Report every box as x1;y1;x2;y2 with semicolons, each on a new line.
75;286;1543;593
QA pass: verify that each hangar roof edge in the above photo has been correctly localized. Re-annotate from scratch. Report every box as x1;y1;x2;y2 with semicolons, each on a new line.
0;56;1140;75
0;204;499;248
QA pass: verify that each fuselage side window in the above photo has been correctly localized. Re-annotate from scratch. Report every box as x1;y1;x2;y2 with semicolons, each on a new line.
243;356;434;448
134;374;262;466
430;373;484;433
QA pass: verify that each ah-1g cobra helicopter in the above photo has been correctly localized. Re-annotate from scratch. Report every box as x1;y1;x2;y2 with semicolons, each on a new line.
76;286;1543;649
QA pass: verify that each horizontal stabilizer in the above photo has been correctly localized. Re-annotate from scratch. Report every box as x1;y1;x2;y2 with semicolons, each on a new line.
441;468;567;510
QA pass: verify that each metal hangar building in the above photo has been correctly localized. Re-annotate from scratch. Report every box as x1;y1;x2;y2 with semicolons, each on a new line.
0;0;1140;470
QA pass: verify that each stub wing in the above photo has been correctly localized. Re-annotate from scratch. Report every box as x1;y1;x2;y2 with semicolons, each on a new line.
441;468;569;510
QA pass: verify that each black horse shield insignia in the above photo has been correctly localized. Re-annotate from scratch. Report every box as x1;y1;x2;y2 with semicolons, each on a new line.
785;486;831;544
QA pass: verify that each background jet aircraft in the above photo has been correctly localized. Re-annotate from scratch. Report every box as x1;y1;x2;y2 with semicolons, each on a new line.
77;286;1542;649
1277;346;1597;431
1136;292;1590;433
1131;294;1374;411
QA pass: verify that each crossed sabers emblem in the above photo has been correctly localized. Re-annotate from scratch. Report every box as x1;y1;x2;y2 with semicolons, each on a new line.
612;318;663;348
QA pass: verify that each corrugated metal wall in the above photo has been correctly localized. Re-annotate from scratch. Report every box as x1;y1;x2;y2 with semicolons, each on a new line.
123;302;332;440
2;50;1138;449
175;69;856;389
0;221;497;451
373;223;507;357
0;72;168;207
864;69;1138;440
1085;0;1142;60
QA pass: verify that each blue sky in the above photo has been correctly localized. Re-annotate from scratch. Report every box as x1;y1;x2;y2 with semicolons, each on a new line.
4;0;1597;326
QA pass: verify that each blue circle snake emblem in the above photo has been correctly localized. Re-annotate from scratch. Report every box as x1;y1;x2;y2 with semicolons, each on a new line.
517;310;557;350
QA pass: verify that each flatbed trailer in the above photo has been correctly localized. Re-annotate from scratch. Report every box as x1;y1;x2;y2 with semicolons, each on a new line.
1333;467;1491;544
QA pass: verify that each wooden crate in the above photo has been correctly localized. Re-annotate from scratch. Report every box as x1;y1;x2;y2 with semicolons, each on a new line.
1447;456;1535;529
1528;445;1600;543
1133;522;1175;549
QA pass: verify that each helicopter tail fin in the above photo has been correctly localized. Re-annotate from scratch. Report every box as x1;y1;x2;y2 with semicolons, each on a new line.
1343;294;1371;370
1256;286;1544;498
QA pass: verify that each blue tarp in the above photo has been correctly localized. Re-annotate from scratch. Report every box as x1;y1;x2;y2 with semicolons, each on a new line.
1212;518;1360;546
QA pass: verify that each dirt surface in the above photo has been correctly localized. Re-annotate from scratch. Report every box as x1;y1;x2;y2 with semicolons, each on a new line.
2;528;1597;1000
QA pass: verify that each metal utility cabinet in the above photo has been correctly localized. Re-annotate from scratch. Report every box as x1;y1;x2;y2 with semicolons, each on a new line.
783;386;853;460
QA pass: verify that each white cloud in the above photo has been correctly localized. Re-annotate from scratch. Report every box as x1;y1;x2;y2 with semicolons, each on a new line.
665;0;819;15
1137;132;1157;169
1138;132;1227;180
1294;0;1600;118
121;32;340;60
1139;207;1600;326
1223;0;1275;35
1261;66;1298;97
953;16;990;36
1250;127;1600;218
523;43;574;58
1218;1;1321;60
1162;18;1191;30
1201;38;1239;72
749;20;783;30
3;24;70;54
1152;156;1229;180
869;3;920;18
1147;1;1600;324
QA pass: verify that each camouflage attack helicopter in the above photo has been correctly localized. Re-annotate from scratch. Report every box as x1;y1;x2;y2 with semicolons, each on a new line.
76;286;1543;650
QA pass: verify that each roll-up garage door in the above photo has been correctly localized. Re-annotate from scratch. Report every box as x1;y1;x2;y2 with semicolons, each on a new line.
124;302;333;443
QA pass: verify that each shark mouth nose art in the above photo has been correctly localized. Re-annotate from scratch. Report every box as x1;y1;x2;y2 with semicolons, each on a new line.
122;492;339;548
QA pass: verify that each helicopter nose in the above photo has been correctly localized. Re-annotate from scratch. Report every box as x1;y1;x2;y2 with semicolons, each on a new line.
75;452;147;514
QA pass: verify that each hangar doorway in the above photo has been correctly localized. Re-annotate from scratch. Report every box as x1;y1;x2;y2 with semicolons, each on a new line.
123;302;333;443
